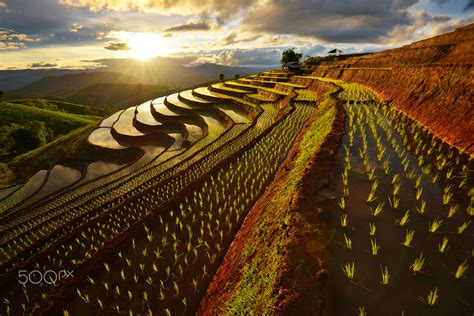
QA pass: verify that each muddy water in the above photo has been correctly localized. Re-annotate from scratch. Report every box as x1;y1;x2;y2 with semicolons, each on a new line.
327;102;473;315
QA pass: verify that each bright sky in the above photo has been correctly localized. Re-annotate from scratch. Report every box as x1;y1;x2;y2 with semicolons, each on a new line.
0;0;473;69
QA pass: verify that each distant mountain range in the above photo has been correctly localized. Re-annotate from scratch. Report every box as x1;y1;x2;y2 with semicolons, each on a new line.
0;69;90;92
4;72;172;112
12;72;140;95
1;61;265;112
0;61;265;91
84;58;265;88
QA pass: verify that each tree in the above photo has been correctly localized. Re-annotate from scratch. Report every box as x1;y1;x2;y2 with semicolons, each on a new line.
219;73;225;82
10;128;39;154
29;121;53;145
7;121;53;155
234;74;240;80
0;90;3;100
280;48;303;64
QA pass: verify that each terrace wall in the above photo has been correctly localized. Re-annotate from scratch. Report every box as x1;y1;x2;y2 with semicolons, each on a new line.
307;23;474;156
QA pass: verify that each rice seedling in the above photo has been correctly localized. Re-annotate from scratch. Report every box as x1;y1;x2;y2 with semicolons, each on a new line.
367;180;378;202
468;204;474;216
341;262;355;280
428;218;443;233
422;165;431;175
338;198;346;211
343;186;349;197
443;184;454;194
416;200;426;215
382;159;391;175
415;187;423;200
389;196;400;209
455;260;469;279
425;287;439;306
457;221;470;234
392;182;401;196
76;289;90;304
370;238;380;255
340;214;348;227
406;168;417;180
398;211;410;226
443;191;454;205
438;236;449;253
402;229;415;247
86;276;95;287
392;174;400;184
448;205;459;218
415;175;422;188
370;202;384;217
410;253;425;274
344;233;352;249
380;265;390;285
446;167;454;180
369;223;376;236
368;167;376;181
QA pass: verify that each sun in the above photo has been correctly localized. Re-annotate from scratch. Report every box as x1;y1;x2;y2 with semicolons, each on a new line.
128;37;157;60
125;33;171;60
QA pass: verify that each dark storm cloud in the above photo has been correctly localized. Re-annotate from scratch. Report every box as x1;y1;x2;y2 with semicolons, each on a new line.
0;0;103;46
163;20;213;32
0;0;68;36
466;0;474;10
104;41;130;51
241;0;419;43
29;61;58;68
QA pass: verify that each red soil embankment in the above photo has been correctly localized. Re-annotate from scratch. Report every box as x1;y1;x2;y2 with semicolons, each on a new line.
199;82;344;314
308;23;474;156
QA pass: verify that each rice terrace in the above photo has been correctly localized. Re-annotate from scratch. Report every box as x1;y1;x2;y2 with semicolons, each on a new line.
0;1;473;315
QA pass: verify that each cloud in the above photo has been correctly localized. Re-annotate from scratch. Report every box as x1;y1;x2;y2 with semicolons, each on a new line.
69;23;83;33
0;41;26;50
0;27;39;50
59;0;253;19
28;61;58;68
194;48;283;67
163;20;213;32
1;0;72;37
425;12;474;36
466;0;474;10
218;31;259;46
385;12;474;44
240;0;420;43
104;41;130;51
0;2;7;8
384;12;446;44
162;33;173;38
0;28;38;42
